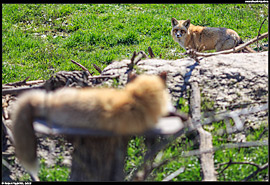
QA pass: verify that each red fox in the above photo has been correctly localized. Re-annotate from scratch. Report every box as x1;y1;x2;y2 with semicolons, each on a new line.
171;18;256;52
12;72;174;179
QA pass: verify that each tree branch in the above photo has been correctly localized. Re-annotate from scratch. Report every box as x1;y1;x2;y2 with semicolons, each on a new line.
92;64;102;74
2;85;43;96
4;76;30;87
202;103;268;126
70;60;92;76
217;160;268;181
257;19;267;50
88;74;120;80
182;140;268;157
148;46;155;58
243;162;268;181
186;32;268;58
162;167;185;181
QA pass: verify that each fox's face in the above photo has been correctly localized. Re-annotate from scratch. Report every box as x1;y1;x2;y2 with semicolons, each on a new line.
171;18;190;41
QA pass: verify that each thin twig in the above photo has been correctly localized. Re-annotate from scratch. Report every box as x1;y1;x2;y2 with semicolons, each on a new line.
219;161;261;169
148;46;155;58
88;74;119;80
218;159;232;175
130;126;187;181
130;51;137;64
25;80;45;85
3;80;45;89
2;86;43;96
127;51;137;71
151;159;170;173
185;32;268;58
257;19;267;50
202;103;268;126
217;161;268;181
182;140;268;157
243;162;268;181
162;167;185;181
258;127;268;140
4;76;30;86
127;50;148;72
70;60;92;76
134;51;148;65
92;64;102;74
145;140;268;180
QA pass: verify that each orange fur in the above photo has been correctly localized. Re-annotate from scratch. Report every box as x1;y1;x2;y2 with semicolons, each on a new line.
12;74;172;176
171;18;255;52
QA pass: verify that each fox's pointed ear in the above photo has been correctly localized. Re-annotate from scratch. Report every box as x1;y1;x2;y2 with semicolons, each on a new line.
171;18;179;27
183;19;190;29
127;72;138;83
158;71;167;84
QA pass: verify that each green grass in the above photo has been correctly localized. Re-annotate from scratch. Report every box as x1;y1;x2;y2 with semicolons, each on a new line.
2;4;268;84
2;4;268;181
20;163;70;181
38;161;70;181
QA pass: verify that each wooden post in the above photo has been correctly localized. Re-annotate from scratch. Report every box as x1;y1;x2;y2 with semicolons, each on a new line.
189;82;217;181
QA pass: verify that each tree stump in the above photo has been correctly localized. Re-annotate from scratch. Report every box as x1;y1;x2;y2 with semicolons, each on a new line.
68;136;130;181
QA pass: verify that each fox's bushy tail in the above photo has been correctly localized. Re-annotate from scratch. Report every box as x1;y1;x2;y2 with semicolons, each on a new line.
12;90;46;181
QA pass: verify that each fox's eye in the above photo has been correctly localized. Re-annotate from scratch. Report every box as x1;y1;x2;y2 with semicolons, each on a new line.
181;30;186;34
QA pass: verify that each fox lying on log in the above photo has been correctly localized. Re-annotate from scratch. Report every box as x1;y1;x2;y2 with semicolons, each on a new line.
12;72;174;180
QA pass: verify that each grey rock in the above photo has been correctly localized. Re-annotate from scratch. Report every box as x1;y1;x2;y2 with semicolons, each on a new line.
101;51;268;124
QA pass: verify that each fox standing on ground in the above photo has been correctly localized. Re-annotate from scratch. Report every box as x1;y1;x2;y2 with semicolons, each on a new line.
171;18;256;52
12;72;174;180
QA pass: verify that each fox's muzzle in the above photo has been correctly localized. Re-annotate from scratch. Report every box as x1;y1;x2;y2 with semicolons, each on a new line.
175;31;182;38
